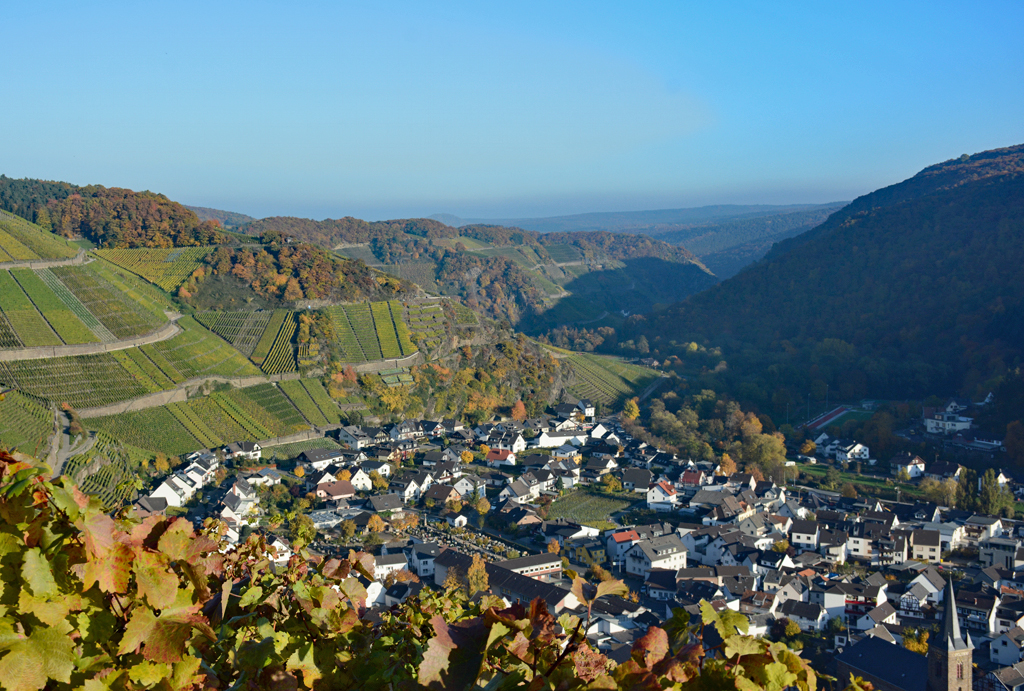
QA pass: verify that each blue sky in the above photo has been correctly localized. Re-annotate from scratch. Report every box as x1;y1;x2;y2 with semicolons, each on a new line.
2;2;1022;220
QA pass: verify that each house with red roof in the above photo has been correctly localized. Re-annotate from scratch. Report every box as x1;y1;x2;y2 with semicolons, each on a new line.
486;448;517;468
605;529;642;565
646;481;679;512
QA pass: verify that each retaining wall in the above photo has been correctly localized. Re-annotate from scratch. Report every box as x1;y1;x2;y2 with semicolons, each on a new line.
0;249;87;271
0;320;181;362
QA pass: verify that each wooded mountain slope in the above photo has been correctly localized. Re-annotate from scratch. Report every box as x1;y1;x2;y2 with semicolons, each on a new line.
635;144;1024;399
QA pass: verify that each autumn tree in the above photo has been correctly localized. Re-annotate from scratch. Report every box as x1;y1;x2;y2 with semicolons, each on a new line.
339;469;352;482
622;397;640;421
547;540;560;554
903;628;930;653
718;453;737;476
340;519;356;540
288;514;316;547
772;540;790;553
367;514;387;534
841;483;858;499
369;470;388;491
799;440;817;455
510;400;527;422
460;450;474;464
474;496;489;514
154;453;170;474
601;473;623;493
467;554;489;595
294;466;306;478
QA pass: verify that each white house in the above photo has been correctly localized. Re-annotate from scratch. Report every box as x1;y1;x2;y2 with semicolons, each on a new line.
991;627;1024;666
646;481;679;511
223;441;261;462
624;535;687;579
348;468;373;492
925;411;973;435
374;553;409;581
890;453;926;478
836;443;870;463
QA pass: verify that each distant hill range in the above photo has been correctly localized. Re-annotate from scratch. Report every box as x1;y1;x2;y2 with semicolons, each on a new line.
431;202;846;279
241;216;717;330
186;205;256;228
630;143;1024;400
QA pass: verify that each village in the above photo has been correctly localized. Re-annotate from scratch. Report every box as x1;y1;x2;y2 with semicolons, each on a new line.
133;396;1023;691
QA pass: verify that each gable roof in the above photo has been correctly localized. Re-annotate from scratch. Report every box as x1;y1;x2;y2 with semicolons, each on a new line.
835;636;927;691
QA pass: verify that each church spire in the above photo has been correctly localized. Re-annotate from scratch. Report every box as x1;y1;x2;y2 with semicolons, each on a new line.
939;578;971;651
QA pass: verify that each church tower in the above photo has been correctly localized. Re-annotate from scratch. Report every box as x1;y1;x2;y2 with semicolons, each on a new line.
928;579;973;691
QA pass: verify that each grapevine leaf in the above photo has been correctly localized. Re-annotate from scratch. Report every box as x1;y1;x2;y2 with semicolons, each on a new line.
719;607;750;636
157;518;194;560
573;645;609;682
239;585;264;608
128;661;173;686
81;541;132;594
632;627;669;668
337;577;367;611
286;641;322;689
135;551;179;609
595;579;629;601
79;510;117;558
418;615;457;687
736;675;763;691
0;627;76;691
119;607;158;656
724;635;764;659
485;621;510;652
764;661;798;691
21;547;56;597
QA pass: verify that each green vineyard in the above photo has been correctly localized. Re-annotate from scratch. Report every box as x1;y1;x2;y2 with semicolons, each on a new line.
89;408;201;457
266;437;341;461
196;310;274;356
0;210;78;261
11;268;97;344
0;391;53;453
0;354;152;408
565;353;660;408
51;265;162;339
93;246;213;291
35;268;116;342
0;270;61;347
279;379;330;426
144;317;262;381
300;378;343;424
261;314;297;375
63;432;150;509
324;301;418;363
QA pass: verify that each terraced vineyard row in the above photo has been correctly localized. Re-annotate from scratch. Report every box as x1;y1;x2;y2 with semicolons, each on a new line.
0;211;78;261
167;402;222;448
0;270;61;347
196;310;274;356
279;379;330;426
324;306;366;361
88;408;200;458
300;379;343;424
0;391;52;453
63;433;150;509
210;392;272;439
11;268;98;344
266;437;341;461
0;354;151;408
389;301;417;356
93;247;213;291
226;384;308;436
0;313;22;348
145;317;261;381
51;265;162;339
111;351;165;393
35;268;117;342
344;303;383;360
566;353;657;407
261;315;297;375
371;302;402;358
88;259;174;321
251;311;288;365
406;301;446;349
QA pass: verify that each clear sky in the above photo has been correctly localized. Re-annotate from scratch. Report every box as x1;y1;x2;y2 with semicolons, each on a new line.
2;2;1022;220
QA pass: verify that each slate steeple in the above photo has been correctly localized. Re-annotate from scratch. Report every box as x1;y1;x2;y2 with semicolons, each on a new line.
939;579;971;651
927;579;973;691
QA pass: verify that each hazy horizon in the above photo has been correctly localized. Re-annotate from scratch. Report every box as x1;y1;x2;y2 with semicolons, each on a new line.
3;2;1022;221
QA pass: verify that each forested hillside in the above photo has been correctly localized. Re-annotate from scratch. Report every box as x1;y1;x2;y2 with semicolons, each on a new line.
624;144;1024;403
245;216;715;327
185;205;256;228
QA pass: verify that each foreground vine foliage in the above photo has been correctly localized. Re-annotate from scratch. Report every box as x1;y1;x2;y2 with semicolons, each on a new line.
0;449;848;690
